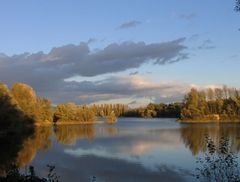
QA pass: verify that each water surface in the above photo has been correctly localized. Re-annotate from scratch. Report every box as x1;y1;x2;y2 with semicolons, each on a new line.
3;118;240;182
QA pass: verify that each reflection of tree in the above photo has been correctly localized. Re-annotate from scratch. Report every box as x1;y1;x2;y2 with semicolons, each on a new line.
0;128;33;176
16;126;52;167
0;126;52;176
97;127;119;136
195;135;240;182
54;125;96;144
180;124;240;155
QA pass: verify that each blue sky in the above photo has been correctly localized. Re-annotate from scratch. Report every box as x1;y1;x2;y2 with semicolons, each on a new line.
0;0;239;106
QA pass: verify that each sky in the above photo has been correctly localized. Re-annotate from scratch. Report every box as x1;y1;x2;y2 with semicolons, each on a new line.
0;0;239;107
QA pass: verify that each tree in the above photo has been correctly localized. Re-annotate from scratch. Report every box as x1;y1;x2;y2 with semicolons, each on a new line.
11;83;53;123
11;83;37;118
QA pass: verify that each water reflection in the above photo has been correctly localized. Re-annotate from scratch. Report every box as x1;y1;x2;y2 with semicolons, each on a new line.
0;126;34;176
16;126;52;167
54;125;96;144
0;126;52;176
180;124;240;155
195;135;240;182
2;119;240;181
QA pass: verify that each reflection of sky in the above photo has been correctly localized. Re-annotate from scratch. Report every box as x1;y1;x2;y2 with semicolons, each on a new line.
29;118;198;182
64;126;195;172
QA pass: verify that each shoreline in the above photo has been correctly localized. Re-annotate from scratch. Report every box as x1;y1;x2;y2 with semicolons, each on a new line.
32;117;117;126
34;120;117;126
178;119;240;124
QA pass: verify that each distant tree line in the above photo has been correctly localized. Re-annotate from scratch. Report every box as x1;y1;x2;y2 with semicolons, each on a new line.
89;104;128;117
123;102;182;118
52;104;127;123
181;86;240;121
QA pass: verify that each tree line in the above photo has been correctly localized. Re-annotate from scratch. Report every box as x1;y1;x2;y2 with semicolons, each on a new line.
1;81;239;123
181;86;240;121
0;82;119;124
123;102;182;118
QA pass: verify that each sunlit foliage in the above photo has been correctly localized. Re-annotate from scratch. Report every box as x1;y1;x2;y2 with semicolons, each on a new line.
53;103;96;123
90;104;128;117
181;86;240;121
12;83;53;123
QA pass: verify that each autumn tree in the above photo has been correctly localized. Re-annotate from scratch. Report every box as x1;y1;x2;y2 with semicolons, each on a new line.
11;83;53;123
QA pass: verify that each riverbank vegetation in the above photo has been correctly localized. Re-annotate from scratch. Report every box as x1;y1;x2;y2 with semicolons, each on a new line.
1;81;240;124
0;82;118;125
180;86;240;122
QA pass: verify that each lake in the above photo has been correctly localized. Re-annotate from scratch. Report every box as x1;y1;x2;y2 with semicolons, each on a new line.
3;118;240;182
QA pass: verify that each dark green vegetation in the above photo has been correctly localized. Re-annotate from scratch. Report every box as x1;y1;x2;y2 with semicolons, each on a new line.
180;87;240;122
123;102;182;118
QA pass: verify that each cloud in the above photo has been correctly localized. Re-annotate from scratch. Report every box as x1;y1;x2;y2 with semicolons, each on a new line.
129;71;138;75
0;39;188;105
188;34;199;41
48;75;191;105
0;38;187;84
117;20;142;29
87;38;97;44
178;13;196;21
198;39;215;50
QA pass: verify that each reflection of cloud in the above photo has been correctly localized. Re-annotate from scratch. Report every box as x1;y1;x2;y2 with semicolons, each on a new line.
65;147;159;171
64;129;182;171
